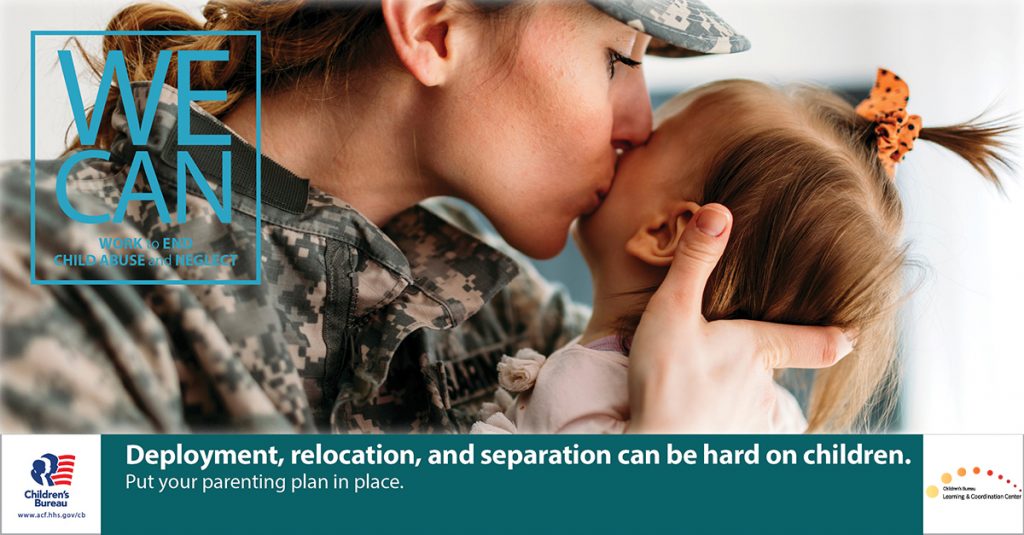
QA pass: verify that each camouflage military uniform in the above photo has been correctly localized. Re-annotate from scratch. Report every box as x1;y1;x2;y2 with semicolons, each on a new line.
0;83;588;433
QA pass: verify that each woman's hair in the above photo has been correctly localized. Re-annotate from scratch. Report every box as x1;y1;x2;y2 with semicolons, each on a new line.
618;79;1015;432
65;0;529;151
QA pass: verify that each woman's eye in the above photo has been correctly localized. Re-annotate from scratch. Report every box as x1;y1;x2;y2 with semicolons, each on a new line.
607;49;642;80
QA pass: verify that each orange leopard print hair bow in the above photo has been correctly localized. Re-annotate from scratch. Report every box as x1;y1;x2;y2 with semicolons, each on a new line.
855;68;922;177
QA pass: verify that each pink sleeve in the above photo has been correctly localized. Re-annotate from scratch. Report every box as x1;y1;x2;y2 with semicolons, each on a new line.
772;382;808;433
508;346;630;434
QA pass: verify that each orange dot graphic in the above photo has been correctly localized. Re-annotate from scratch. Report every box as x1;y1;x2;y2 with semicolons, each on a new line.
941;473;952;484
925;485;939;498
988;470;993;476
957;467;966;477
973;467;980;474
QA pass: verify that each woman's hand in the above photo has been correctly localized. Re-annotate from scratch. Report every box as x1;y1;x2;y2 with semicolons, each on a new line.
626;204;854;433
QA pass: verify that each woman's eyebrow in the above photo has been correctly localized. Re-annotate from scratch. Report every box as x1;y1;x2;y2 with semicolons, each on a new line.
612;30;638;51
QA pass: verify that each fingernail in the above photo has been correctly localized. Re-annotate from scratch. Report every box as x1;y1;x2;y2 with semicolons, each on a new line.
844;328;860;349
696;208;728;237
837;328;859;360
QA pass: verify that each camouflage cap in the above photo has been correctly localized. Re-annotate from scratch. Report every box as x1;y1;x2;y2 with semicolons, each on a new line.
591;0;751;57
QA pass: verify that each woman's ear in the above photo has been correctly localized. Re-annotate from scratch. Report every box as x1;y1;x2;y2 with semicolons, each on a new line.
381;0;454;87
624;201;702;266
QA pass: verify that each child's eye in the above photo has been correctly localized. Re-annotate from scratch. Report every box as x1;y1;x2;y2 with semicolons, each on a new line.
607;49;641;80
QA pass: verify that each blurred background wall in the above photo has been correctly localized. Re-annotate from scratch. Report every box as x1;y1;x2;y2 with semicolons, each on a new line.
3;0;1022;433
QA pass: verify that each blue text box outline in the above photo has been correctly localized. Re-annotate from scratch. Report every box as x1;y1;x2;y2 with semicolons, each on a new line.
30;30;262;286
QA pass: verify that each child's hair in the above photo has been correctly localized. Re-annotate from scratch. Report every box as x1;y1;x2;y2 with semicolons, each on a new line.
618;79;1015;432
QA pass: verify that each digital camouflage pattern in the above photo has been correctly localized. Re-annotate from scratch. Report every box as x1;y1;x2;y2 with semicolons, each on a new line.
0;83;588;433
592;0;751;56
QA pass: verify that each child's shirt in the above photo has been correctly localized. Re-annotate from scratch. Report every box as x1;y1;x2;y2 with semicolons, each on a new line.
471;336;808;434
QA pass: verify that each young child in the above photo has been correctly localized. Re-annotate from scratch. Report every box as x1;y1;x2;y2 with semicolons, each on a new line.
473;69;1014;434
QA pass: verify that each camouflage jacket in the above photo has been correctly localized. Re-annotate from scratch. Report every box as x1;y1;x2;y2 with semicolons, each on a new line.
0;83;588;433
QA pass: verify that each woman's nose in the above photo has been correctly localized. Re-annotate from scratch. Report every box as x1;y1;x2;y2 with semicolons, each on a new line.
610;66;653;150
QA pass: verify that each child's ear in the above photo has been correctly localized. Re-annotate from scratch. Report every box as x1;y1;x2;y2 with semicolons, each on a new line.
625;201;702;267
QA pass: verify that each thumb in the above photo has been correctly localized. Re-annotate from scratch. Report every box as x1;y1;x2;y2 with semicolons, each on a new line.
649;204;733;318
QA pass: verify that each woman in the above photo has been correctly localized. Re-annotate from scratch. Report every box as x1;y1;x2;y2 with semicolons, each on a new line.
0;0;852;433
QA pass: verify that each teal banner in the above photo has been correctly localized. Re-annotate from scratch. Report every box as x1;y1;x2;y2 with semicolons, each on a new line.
101;434;923;534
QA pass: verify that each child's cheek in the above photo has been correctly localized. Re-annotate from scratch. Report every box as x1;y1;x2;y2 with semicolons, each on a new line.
580;198;628;263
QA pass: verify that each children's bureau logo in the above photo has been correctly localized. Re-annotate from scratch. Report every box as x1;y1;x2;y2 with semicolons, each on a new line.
23;453;76;510
30;30;262;286
31;453;76;487
1;435;100;533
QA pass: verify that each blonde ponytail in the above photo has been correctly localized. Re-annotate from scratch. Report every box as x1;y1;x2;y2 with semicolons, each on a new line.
919;115;1018;189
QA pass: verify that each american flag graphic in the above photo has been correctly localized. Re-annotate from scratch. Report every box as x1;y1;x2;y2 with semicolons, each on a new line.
51;455;75;486
32;453;75;486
